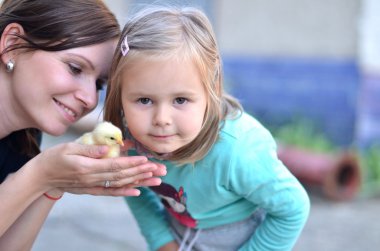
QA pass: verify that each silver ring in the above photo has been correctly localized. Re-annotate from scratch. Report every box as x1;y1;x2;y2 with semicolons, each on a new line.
104;180;111;188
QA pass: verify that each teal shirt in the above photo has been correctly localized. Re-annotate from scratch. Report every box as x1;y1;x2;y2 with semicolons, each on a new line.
126;112;310;251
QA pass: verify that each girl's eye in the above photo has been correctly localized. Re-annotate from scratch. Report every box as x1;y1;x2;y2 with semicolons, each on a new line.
96;79;105;91
174;97;187;104
68;63;82;75
138;98;152;105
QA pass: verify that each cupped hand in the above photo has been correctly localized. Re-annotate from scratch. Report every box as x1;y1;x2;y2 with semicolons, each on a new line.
31;142;166;196
63;176;162;196
121;138;168;182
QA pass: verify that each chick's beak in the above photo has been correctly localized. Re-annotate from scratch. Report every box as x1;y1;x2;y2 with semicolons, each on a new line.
117;137;124;146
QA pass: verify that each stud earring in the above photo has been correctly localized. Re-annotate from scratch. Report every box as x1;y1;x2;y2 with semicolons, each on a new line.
6;59;15;72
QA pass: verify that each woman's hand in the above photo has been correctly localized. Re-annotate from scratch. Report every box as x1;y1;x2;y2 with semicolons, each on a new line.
63;163;167;197
30;142;166;196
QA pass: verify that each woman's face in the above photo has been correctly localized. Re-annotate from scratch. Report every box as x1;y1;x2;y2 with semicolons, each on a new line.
10;39;117;136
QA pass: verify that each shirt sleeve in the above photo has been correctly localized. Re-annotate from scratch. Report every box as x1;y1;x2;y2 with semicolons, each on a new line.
228;128;310;251
125;187;174;251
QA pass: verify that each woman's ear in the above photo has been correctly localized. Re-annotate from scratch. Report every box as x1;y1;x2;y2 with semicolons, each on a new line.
0;23;26;65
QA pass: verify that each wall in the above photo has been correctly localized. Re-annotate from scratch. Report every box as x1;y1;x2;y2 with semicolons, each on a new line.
216;0;359;58
215;0;361;146
356;0;380;148
106;0;375;147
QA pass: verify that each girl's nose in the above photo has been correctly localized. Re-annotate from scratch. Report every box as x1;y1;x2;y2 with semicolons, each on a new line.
153;105;172;126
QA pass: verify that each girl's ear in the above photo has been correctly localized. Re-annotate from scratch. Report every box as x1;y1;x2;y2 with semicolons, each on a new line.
0;23;26;65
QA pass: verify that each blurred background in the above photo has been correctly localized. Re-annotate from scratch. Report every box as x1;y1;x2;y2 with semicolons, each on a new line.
32;0;380;250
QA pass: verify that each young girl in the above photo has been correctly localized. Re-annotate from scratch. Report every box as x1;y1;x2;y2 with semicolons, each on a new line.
104;6;310;251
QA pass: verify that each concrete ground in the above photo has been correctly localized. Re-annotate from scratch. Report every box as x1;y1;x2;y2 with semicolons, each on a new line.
32;129;380;251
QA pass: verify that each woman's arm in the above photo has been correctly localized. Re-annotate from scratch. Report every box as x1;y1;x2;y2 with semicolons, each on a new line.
0;188;57;250
0;160;60;250
0;142;166;250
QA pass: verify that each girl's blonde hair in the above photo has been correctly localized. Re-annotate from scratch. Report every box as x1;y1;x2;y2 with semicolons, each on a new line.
104;6;242;164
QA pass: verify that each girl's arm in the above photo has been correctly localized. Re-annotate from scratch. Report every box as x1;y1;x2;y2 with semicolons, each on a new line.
126;187;175;251
230;130;310;251
157;241;179;251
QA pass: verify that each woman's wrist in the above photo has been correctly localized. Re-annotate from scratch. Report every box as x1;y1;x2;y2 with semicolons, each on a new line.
43;189;64;201
43;192;62;201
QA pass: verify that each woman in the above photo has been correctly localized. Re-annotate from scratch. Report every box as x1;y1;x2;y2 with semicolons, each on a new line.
0;0;166;250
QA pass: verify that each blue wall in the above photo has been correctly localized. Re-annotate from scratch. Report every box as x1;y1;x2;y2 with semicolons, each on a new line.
356;75;380;148
223;56;360;147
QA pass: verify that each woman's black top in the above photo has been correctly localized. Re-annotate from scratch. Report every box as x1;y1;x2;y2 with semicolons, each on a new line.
0;131;41;183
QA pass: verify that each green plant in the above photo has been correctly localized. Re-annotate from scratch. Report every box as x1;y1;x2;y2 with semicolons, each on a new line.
266;117;380;197
270;118;336;153
359;144;380;197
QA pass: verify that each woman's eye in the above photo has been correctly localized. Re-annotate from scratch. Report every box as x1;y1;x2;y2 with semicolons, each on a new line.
96;79;105;91
68;63;82;75
175;97;187;104
138;98;152;105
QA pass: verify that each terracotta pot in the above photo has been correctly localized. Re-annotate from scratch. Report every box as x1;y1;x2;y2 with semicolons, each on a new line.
277;145;361;201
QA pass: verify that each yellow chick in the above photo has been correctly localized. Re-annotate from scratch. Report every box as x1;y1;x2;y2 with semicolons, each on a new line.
76;121;124;158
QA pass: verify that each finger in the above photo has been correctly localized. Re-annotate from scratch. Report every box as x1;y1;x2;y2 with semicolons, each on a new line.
64;186;142;197
133;177;162;187
103;156;151;172
64;142;109;159
79;156;150;176
118;187;142;196
101;171;154;188
93;160;158;179
151;163;167;177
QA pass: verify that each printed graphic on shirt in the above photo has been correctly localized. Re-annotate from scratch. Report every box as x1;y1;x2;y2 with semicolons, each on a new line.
151;183;197;228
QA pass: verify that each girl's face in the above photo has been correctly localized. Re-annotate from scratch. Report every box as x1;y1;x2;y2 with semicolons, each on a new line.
121;57;207;154
10;39;117;136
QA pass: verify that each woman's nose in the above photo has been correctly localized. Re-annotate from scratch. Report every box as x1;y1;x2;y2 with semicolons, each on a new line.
75;81;98;110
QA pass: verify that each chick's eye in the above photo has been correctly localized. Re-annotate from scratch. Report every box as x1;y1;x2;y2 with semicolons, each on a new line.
138;98;152;105
110;137;115;140
175;97;187;104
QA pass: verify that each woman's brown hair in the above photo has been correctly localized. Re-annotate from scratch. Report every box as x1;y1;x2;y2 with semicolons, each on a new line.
0;0;120;156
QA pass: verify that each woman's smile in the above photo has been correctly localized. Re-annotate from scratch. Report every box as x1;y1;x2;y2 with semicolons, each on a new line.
53;98;78;123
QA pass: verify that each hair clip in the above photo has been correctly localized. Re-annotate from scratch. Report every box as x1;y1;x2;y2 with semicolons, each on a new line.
121;35;129;56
